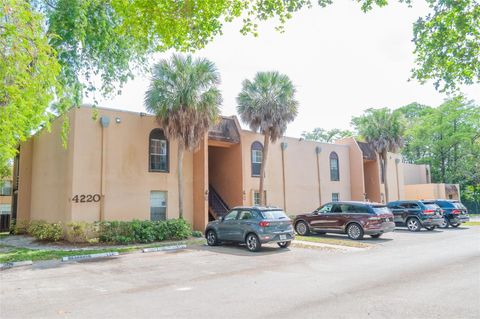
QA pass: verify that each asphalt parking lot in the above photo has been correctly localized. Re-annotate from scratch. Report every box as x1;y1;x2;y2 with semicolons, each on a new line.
1;227;479;319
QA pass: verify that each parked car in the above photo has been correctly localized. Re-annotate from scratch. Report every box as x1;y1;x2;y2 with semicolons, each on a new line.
387;200;444;231
205;206;294;252
293;201;395;240
432;199;470;228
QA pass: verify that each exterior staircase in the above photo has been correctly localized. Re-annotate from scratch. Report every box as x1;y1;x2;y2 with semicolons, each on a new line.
208;185;230;220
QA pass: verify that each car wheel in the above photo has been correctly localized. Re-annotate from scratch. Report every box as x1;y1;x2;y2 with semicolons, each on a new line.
347;223;364;240
406;218;421;232
277;241;291;248
295;221;310;236
439;217;449;228
245;233;261;252
450;223;460;228
425;226;436;231
370;234;382;238
206;230;218;246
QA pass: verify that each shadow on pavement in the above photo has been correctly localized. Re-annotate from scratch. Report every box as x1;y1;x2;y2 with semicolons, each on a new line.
193;242;291;257
307;233;393;245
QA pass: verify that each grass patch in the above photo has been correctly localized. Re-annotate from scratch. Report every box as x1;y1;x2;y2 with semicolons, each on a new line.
0;238;205;263
463;221;480;226
295;235;370;248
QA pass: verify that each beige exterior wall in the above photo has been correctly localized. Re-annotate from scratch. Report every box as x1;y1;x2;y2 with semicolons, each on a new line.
240;131;351;214
379;152;405;203
404;183;460;200
208;144;244;208
70;107;194;223
17;112;74;222
403;163;430;185
335;138;365;201
15;105;447;230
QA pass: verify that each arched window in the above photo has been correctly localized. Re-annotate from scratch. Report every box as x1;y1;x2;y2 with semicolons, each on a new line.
251;141;263;177
330;152;339;181
149;129;169;172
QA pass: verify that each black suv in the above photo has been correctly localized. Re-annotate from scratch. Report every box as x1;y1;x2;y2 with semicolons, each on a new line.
387;200;444;231
432;200;470;228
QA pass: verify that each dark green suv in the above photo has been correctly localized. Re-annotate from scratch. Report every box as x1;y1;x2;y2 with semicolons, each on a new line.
387;200;444;231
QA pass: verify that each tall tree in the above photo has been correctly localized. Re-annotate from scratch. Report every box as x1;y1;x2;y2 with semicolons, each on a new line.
3;0;479;176
237;71;298;206
144;54;222;218
302;128;353;143
352;108;405;202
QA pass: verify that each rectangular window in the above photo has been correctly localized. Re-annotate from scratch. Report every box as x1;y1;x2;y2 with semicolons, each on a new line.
150;139;168;171
150;191;167;221
330;159;339;181
0;181;12;196
252;150;262;176
332;193;339;202
0;204;11;215
253;190;267;206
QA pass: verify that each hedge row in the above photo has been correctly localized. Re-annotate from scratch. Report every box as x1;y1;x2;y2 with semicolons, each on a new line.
10;219;193;244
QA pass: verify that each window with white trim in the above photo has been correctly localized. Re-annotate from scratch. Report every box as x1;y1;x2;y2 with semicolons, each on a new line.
149;129;169;172
332;193;339;202
253;190;267;206
150;191;167;221
0;181;12;196
0;204;11;215
251;142;263;177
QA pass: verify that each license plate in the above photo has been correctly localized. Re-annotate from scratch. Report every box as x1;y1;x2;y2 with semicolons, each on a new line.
279;234;287;240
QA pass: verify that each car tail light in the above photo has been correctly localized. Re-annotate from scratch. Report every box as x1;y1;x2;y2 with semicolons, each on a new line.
259;221;270;227
452;210;461;215
423;210;435;215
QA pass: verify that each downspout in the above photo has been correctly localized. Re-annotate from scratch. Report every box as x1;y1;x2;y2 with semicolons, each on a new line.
281;142;288;211
395;158;401;200
99;116;110;221
315;146;322;206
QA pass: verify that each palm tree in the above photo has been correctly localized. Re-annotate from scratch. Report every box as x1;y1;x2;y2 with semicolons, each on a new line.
237;71;298;206
352;108;405;203
144;54;222;218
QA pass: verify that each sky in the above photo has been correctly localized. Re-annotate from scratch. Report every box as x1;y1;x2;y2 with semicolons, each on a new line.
85;0;480;138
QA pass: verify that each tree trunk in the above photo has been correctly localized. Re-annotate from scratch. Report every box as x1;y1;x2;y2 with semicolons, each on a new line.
259;129;270;206
177;145;184;219
382;150;389;203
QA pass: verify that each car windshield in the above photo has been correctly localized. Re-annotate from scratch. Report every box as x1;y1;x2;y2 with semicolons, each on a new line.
261;210;289;220
372;206;390;215
453;202;466;210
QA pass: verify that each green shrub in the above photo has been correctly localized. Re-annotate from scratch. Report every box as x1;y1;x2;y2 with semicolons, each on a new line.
28;221;63;241
191;230;203;238
66;222;97;243
97;219;191;244
11;219;30;235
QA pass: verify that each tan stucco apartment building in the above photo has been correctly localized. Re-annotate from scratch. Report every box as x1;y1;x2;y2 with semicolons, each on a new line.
12;106;453;230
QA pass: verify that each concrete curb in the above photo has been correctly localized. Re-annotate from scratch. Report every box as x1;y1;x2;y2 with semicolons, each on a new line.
293;240;367;251
0;260;33;269
142;244;187;253
61;252;119;262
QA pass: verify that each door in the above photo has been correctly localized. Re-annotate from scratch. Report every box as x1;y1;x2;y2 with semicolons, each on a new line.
309;203;335;230
217;210;239;241
390;204;408;225
236;210;258;241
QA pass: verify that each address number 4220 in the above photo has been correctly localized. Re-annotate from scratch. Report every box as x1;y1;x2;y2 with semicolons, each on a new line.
72;194;101;203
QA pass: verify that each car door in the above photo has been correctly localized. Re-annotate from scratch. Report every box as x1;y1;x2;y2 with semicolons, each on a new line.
319;203;344;231
235;210;258;241
217;210;239;241
331;204;357;231
309;203;334;230
389;204;407;225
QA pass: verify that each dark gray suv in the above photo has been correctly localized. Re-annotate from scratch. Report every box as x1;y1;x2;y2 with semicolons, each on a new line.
205;207;294;252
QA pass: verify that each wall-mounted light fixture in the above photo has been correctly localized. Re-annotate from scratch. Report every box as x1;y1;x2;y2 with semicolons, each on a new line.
115;117;121;124
315;146;322;154
242;191;246;200
204;189;209;201
100;116;110;128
